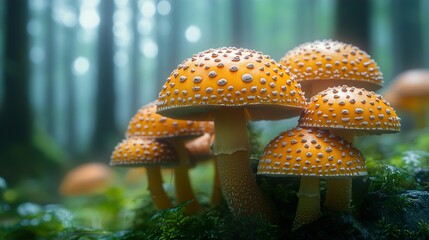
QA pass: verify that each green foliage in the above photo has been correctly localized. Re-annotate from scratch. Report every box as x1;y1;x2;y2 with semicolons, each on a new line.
366;158;419;193
1;203;73;240
134;201;278;240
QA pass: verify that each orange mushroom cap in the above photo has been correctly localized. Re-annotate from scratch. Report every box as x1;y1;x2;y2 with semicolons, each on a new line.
279;39;383;92
110;137;178;167
298;86;401;134
126;101;214;140
257;127;367;177
59;162;114;196
157;47;307;121
185;132;215;163
384;69;429;109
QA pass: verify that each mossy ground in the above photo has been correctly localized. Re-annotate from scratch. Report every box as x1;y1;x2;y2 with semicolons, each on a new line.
1;127;429;239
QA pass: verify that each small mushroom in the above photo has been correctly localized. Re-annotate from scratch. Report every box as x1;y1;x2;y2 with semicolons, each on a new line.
127;101;213;214
258;127;367;230
59;162;115;196
111;137;177;210
157;47;307;218
280;40;383;99
384;69;429;129
298;85;400;211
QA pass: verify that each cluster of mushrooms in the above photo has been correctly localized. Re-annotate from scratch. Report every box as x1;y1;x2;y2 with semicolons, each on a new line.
110;40;402;231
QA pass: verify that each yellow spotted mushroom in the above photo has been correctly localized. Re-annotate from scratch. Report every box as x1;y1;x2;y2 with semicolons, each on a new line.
280;39;383;99
258;127;367;230
298;85;400;211
111;137;177;210
157;47;307;218
127;101;213;214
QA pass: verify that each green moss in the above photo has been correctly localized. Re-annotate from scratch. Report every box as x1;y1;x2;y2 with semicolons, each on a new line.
366;158;419;193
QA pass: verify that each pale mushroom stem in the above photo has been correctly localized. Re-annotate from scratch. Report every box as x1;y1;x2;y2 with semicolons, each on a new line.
324;178;352;211
293;177;321;231
210;157;222;205
324;128;356;211
146;166;173;210
168;140;201;215
213;109;272;218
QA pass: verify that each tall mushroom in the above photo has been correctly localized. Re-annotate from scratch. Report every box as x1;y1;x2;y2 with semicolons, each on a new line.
258;127;367;230
111;137;177;210
156;47;307;217
279;39;383;99
126;101;214;214
298;85;400;211
384;69;429;129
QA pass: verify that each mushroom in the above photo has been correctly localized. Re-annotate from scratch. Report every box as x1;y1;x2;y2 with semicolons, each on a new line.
126;101;214;214
384;69;429;129
111;137;177;210
279;39;383;99
59;162;115;196
185;132;221;205
298;85;400;211
257;127;367;230
156;47;307;217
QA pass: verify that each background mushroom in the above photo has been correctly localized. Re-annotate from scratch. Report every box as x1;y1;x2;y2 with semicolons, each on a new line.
258;127;367;230
185;132;221;205
279;39;383;99
59;162;115;196
126;101;214;214
110;137;177;210
157;47;307;218
298;85;400;211
384;69;429;129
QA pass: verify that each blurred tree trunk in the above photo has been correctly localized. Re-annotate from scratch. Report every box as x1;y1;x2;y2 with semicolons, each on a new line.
0;0;31;148
168;0;180;72
130;0;140;111
391;0;423;75
64;5;77;155
155;0;169;94
91;0;119;157
45;0;55;136
0;0;64;190
334;0;370;51
231;0;244;47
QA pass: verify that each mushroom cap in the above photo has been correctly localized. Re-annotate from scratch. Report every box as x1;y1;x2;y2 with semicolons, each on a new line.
298;86;401;135
279;39;383;91
126;101;214;140
110;137;178;167
59;162;114;196
185;132;215;163
384;69;429;109
157;47;307;121
257;127;367;177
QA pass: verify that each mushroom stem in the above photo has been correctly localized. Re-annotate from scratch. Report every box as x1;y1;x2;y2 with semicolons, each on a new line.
306;80;336;99
329;129;355;143
293;177;321;231
210;157;222;205
146;166;173;210
168;140;201;215
213;109;272;218
324;129;355;211
324;178;352;211
415;109;428;129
